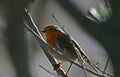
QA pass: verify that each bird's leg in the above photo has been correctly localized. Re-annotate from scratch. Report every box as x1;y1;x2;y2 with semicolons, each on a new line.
65;62;73;77
53;61;64;70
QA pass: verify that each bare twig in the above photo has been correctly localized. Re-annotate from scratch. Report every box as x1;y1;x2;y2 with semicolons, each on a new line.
51;13;66;33
39;65;58;77
51;12;61;26
24;9;45;41
102;56;110;76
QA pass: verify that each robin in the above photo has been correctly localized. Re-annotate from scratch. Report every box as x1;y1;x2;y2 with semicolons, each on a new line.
41;25;98;74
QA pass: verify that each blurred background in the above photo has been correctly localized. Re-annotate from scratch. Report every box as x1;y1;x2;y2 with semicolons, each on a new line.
0;0;116;77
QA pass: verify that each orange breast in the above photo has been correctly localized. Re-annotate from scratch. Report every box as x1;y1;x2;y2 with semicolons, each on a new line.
45;31;61;46
47;35;56;46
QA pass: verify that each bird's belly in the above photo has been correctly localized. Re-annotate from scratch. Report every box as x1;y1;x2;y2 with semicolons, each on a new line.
51;50;77;61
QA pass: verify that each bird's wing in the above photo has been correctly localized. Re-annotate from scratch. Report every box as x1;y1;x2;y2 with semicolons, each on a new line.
54;33;77;60
54;34;75;52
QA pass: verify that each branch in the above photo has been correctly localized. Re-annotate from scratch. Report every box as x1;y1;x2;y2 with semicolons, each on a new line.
102;56;110;76
39;65;58;77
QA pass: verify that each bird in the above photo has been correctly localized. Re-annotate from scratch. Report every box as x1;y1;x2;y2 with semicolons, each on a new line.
41;25;98;74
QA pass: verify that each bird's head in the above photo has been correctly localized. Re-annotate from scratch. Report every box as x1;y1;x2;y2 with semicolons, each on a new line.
41;25;61;40
41;25;58;32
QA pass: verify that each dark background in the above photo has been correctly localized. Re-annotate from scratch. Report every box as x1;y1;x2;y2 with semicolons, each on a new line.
0;0;120;77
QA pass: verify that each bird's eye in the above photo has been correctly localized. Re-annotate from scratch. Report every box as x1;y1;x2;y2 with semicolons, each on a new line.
50;27;57;31
50;28;54;31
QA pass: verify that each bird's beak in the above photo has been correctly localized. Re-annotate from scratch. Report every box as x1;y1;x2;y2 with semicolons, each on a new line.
40;30;46;33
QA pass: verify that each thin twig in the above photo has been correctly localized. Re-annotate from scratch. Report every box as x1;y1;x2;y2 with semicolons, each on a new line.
78;61;88;77
24;9;45;41
102;56;110;76
39;65;58;77
51;12;61;26
51;13;66;33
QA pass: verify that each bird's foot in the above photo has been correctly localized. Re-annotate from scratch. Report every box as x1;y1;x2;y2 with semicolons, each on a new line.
53;61;64;70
